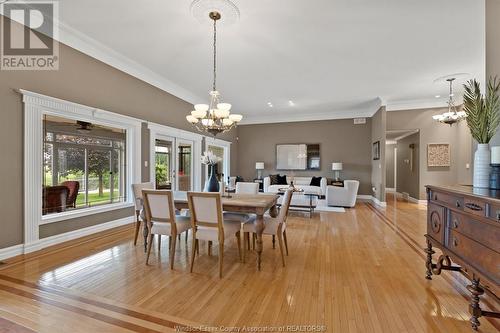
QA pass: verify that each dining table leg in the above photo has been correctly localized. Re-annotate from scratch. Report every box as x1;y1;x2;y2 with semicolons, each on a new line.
255;213;265;271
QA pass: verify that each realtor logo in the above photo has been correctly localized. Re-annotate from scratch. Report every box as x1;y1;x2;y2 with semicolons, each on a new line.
1;1;59;70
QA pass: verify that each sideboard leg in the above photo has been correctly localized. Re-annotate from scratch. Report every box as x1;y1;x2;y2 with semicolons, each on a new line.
425;239;434;280
467;276;484;331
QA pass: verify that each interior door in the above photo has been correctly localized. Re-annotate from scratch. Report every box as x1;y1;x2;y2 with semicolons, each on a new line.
175;139;194;191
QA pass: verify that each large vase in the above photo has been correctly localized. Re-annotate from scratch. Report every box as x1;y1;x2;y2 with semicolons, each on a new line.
473;143;491;188
205;164;220;192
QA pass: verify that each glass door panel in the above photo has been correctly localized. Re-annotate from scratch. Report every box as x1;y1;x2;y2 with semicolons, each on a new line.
207;144;225;181
155;138;174;190
176;140;193;191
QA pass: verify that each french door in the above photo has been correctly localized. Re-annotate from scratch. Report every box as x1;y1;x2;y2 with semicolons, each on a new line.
154;135;195;191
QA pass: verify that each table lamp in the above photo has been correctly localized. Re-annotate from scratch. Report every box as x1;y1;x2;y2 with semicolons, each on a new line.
332;162;343;181
255;162;264;179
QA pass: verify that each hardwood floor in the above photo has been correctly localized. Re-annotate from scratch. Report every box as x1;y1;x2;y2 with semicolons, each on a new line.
0;195;498;332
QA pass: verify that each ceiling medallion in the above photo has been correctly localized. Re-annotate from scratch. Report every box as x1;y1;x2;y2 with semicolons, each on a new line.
432;77;467;125
186;10;242;136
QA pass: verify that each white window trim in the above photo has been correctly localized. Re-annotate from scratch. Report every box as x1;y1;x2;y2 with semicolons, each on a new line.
204;136;231;181
148;122;203;191
22;90;142;245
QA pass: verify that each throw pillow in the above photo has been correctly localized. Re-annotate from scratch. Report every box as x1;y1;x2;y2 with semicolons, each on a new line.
269;174;279;185
277;174;288;185
310;176;322;187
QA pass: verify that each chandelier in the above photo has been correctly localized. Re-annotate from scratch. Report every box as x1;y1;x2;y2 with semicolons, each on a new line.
186;11;242;136
432;78;467;125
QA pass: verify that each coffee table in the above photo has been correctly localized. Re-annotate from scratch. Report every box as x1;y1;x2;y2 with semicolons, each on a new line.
276;188;320;218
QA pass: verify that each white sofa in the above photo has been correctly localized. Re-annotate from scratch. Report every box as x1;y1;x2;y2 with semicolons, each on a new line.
263;176;327;196
326;180;360;207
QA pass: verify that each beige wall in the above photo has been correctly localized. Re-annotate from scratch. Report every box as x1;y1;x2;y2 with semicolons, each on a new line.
486;0;500;146
396;133;420;199
371;107;386;202
236;119;373;195
385;143;396;189
486;0;500;80
0;16;237;248
387;108;472;199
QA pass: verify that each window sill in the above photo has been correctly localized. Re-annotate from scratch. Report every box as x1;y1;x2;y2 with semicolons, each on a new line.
40;202;135;225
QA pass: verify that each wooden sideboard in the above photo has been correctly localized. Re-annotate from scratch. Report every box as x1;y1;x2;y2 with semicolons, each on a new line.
425;185;500;330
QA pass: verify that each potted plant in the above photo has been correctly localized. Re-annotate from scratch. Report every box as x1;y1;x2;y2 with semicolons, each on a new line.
201;151;222;192
463;77;500;188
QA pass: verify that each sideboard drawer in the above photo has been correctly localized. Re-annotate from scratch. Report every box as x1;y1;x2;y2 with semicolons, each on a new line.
430;191;463;210
463;198;487;217
428;203;445;243
449;211;500;253
448;230;500;284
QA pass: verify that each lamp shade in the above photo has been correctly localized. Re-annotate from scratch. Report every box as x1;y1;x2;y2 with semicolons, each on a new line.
332;162;343;171
255;162;265;170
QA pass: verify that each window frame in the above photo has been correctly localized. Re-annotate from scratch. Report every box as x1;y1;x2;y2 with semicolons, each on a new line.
22;90;141;240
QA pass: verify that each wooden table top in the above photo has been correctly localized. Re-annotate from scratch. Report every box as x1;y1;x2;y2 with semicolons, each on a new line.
173;191;278;208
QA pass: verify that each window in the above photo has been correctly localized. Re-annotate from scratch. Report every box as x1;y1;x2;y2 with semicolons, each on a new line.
42;115;127;215
207;144;225;179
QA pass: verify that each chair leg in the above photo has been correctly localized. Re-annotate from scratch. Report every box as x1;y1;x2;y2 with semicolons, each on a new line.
218;242;224;278
236;231;242;262
190;235;197;273
170;233;177;270
252;233;256;250
196;239;200;255
277;233;286;267
168;236;172;250
185;230;188;242
158;235;162;252
283;230;289;256
272;235;276;249
208;240;212;256
133;218;141;246
243;232;247;263
246;232;250;250
145;233;154;265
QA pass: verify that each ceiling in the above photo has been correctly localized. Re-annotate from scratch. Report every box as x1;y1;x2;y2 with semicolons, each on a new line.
51;0;485;124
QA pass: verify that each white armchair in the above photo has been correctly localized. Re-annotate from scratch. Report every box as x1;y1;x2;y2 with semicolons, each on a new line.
326;180;360;207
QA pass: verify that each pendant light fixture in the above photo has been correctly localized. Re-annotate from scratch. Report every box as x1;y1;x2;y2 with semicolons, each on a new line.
432;78;467;125
186;11;242;136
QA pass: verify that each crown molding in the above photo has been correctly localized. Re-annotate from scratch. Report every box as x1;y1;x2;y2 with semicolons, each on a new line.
385;98;448;111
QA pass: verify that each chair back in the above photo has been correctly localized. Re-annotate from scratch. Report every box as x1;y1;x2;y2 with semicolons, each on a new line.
62;181;80;207
187;192;224;237
142;190;176;233
277;189;294;227
235;182;259;194
132;182;154;211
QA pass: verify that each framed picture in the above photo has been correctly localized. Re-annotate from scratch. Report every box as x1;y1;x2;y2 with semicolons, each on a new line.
427;143;450;167
373;141;380;160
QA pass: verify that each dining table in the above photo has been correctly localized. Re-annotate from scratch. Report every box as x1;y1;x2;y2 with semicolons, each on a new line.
172;191;279;270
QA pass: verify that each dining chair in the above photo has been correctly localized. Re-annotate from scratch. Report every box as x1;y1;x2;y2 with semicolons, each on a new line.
142;190;191;269
187;192;243;278
235;182;259;194
132;182;154;249
242;188;293;267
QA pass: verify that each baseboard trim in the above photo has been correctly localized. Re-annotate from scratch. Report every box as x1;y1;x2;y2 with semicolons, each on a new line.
0;244;24;261
1;216;134;260
394;192;427;205
356;195;387;207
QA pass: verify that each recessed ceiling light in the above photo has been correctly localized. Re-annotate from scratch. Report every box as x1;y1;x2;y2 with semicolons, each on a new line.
435;95;441;98
288;100;295;106
267;102;273;107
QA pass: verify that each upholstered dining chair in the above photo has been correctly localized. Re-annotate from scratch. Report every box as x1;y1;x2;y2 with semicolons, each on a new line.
142;190;191;269
187;192;243;278
242;188;293;267
132;182;154;249
235;182;259;195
